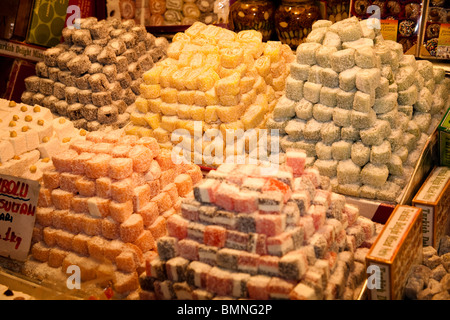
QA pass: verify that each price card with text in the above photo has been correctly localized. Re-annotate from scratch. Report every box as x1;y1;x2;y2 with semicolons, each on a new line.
0;174;40;261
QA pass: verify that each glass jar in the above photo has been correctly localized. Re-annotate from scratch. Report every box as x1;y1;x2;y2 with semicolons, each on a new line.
274;0;321;49
229;0;275;42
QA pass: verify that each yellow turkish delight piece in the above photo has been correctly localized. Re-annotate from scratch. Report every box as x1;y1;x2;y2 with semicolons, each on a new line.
266;86;276;104
130;112;147;126
143;112;161;129
220;47;244;69
177;90;196;105
172;32;191;43
185;22;207;38
205;88;219;105
184;68;203;91
200;44;219;56
176;104;191;119
219;94;241;106
240;77;256;94
265;73;273;86
216;104;245;123
244;43;265;60
216;28;237;43
241;89;257;107
135;97;149;113
161;87;179;104
167;41;185;60
255;93;268;110
199;24;220;38
271;61;286;78
197;68;220;92
171;67;192;91
148;98;162;114
137;127;153;137
178;52;194;68
159;103;178;116
241;103;267;130
159;65;178;88
253;76;267;94
125;125;140;136
204;105;218;123
160;115;179;132
192;34;216;46
140;84;161;99
180;120;202;136
143;65;165;85
190;106;205;121
264;41;282;63
218;64;247;79
194;91;207;107
281;43;296;63
215;72;240;97
237;30;263;44
190;52;206;69
272;76;286;92
153;127;170;143
220;121;245;143
204;54;220;72
254;55;271;78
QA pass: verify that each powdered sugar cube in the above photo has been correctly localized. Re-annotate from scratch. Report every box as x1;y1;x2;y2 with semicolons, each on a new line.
303;82;322;103
355;68;380;93
339;66;360;92
330;48;355;73
316;46;337;68
361;163;389;187
296;42;322;65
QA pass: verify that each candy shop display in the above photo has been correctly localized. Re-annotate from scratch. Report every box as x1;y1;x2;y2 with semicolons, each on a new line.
419;0;450;59
404;236;450;300
125;21;295;166
22;129;203;299
267;17;450;203
229;0;276;42
0;99;87;182
139;158;383;300
21;17;169;132
274;0;322;49
350;0;424;54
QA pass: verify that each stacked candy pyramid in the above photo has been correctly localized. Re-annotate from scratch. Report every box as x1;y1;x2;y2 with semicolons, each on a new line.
126;21;295;165
268;17;450;202
24;129;203;299
139;150;380;300
21;17;168;132
0;99;86;181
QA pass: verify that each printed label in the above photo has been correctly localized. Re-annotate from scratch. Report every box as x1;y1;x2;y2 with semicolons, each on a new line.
380;20;398;41
416;204;433;247
415;167;450;203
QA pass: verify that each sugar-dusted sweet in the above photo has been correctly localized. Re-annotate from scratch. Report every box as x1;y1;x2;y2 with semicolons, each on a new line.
296;42;321;65
360;163;389;187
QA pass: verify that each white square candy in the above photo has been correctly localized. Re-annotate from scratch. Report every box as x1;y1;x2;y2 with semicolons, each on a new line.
303;119;323;141
315;46;337;68
296;42;322;65
308;65;323;84
373;92;398;114
332;108;351;127
416;60;434;81
360;163;389;187
315;141;332;160
312;103;333;122
303;82;322;103
295;98;314;120
355;68;380;94
290;63;310;81
414;87;432;113
355;46;377;69
370;140;391;164
341;126;359;141
353;91;373;113
285;76;304;102
273;95;297;120
319;68;339;88
336;89;355;110
387;154;403;175
305;27;327;43
314;159;338;178
322;31;341;49
350;109;376;129
330;48;355;73
312;20;333;29
339;66;360;92
0;140;14;163
332;140;352;161
285;119;306;140
351;142;370;167
395;66;415;91
375;77;389;98
320;122;340;144
337;159;361;184
319;87;338;107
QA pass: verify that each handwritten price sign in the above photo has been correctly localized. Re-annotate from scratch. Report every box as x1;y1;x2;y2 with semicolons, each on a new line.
0;174;40;261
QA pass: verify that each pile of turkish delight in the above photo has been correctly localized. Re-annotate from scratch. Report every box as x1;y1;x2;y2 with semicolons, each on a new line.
0;99;86;181
139;149;381;300
21;17;168;132
126;21;294;164
268;17;450;203
24;129;203;299
405;236;450;300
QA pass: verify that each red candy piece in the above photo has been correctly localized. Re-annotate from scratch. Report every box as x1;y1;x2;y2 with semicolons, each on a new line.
166;215;189;240
262;178;292;203
203;225;227;248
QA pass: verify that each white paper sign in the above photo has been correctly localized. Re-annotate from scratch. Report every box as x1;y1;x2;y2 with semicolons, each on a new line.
0;174;40;261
